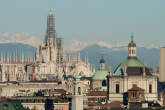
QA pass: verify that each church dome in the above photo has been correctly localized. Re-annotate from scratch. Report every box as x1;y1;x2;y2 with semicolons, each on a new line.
92;70;108;80
114;57;145;76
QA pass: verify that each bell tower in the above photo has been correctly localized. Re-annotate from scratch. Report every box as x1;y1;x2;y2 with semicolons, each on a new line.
72;76;83;110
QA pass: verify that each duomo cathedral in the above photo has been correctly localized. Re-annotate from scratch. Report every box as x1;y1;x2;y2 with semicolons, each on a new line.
0;9;94;82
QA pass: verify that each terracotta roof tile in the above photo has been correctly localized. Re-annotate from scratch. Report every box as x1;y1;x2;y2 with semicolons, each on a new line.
87;91;107;96
128;86;144;91
104;101;122;108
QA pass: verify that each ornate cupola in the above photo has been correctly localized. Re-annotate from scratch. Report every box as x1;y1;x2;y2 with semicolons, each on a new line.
128;34;136;58
100;56;105;70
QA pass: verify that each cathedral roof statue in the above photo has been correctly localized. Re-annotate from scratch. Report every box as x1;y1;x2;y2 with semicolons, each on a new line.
73;73;82;81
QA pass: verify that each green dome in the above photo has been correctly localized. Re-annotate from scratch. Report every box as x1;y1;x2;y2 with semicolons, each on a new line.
92;70;108;80
114;57;145;76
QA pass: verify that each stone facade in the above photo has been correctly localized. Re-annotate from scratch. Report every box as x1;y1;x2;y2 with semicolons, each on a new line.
0;82;64;97
108;75;158;102
23;103;69;110
0;62;32;82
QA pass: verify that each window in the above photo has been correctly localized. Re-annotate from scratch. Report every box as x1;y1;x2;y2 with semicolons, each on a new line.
132;92;136;98
139;93;142;98
78;87;81;95
102;80;106;87
149;84;152;93
74;87;75;95
116;84;120;93
132;84;137;88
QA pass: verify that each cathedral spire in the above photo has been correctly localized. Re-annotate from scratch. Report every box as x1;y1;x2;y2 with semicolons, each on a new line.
1;53;3;63
45;8;56;43
15;51;18;63
77;52;81;63
22;51;24;63
85;52;88;64
7;53;9;63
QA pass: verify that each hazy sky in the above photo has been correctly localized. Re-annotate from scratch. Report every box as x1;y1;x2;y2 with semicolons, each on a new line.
0;0;165;46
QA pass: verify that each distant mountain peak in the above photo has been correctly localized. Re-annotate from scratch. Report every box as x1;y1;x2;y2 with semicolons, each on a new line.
0;32;41;47
65;40;160;52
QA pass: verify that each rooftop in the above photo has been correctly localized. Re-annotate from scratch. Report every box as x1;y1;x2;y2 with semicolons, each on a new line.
87;91;107;96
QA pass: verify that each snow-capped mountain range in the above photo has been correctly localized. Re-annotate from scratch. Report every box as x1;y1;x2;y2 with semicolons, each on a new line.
0;32;160;51
65;40;160;52
0;32;160;70
0;32;42;47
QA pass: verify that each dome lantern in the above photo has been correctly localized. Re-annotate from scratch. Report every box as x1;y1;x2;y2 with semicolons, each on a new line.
128;34;136;58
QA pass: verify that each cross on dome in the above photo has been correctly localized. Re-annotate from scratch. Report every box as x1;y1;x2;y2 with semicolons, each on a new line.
131;33;134;42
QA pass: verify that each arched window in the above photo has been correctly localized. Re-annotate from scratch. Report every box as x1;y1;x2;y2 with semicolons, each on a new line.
129;50;131;55
102;80;106;87
149;84;152;93
132;50;134;54
78;87;81;95
74;87;75;95
116;84;120;93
